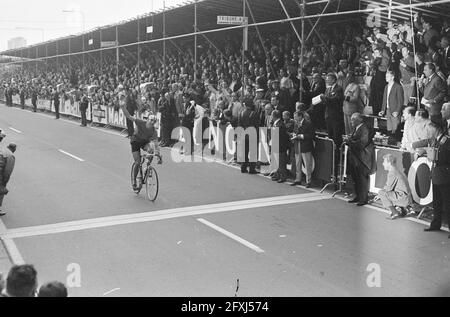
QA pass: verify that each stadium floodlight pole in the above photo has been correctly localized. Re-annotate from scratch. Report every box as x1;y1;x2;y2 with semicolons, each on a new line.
137;20;140;83
409;0;420;110
278;0;303;45
305;0;331;42
163;0;166;78
116;25;119;83
242;0;246;94
299;0;306;103
194;0;197;80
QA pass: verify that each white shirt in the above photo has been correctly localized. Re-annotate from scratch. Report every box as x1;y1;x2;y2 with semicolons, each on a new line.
386;82;394;109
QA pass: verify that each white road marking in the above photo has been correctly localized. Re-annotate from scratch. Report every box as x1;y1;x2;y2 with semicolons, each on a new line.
102;288;121;296
197;218;265;253
1;238;25;265
9;127;22;134
1;193;326;239
0;219;25;265
58;150;85;162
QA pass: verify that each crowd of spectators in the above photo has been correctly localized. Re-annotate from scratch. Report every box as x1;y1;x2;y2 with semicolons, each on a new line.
1;11;450;196
0;264;68;297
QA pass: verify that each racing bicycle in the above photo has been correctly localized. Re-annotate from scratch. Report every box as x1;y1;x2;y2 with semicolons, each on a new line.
131;151;159;201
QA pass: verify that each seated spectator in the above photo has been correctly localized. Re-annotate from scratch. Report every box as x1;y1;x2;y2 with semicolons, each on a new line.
412;109;440;157
375;154;412;220
2;265;38;297
38;281;68;297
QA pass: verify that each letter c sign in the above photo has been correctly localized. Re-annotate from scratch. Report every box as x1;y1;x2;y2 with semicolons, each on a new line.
407;157;433;205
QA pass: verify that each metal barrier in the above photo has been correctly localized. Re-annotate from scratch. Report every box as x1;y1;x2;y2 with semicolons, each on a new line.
312;136;337;193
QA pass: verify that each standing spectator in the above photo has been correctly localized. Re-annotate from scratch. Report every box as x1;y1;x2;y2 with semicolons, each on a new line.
237;98;259;174
441;37;450;76
19;85;25;109
307;72;326;131
229;92;243;122
271;110;290;183
38;281;68;297
421;19;440;48
1;265;38;297
158;92;172;147
125;89;138;138
400;106;418;153
291;108;315;188
379;70;404;139
345;113;376;206
414;102;450;237
418;63;447;126
79;88;89;127
283;111;295;178
31;86;38;113
52;87;60;119
0;132;16;217
399;47;416;106
376;154;412;220
320;73;345;150
369;42;390;116
343;71;362;135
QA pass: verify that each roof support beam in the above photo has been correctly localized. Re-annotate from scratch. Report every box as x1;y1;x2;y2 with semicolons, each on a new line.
244;0;276;79
305;0;332;42
277;0;303;45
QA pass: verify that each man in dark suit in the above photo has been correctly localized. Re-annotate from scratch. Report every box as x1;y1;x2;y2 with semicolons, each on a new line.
379;70;404;138
346;113;376;206
320;73;345;149
19;86;25;109
413;102;450;238
271;110;290;183
31;87;38;113
80;88;89;127
441;37;450;76
52;87;60;119
291;108;315;187
307;73;326;131
419;63;447;125
237;98;259;174
125;89;138;138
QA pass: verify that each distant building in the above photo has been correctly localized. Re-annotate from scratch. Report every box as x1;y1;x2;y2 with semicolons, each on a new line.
7;37;27;50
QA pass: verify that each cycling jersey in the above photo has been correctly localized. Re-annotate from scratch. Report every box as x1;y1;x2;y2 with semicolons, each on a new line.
131;119;157;143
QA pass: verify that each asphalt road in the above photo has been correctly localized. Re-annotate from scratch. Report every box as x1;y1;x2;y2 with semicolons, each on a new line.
1;104;450;297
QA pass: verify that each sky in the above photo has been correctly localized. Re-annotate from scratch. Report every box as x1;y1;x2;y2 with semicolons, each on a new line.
0;0;187;52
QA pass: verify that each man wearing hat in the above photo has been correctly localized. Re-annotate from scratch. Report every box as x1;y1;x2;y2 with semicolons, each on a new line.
0;131;16;217
31;85;38;113
237;98;259;174
80;87;89;127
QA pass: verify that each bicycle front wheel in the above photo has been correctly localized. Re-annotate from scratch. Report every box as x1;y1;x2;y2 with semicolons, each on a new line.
145;166;159;201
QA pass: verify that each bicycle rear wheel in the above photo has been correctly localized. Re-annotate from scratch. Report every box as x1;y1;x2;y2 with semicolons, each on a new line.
131;162;142;194
145;166;159;201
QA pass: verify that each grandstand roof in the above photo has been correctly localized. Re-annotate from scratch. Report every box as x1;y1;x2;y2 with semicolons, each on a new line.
1;0;450;58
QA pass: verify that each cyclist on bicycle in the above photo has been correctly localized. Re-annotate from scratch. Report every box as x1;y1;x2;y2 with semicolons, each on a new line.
120;92;162;190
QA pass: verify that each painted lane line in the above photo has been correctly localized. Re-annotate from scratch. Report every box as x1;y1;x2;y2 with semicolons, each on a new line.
1;238;25;265
103;288;121;296
197;218;265;253
58;150;85;162
9;127;22;134
0;219;25;265
2;193;328;239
